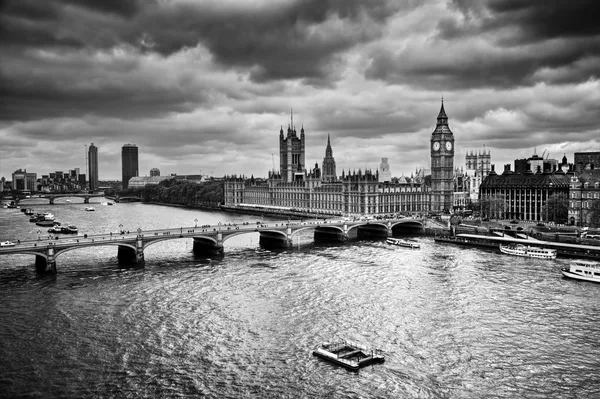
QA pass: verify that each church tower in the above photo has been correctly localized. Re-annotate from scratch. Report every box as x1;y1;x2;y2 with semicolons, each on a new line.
430;99;455;213
322;134;337;182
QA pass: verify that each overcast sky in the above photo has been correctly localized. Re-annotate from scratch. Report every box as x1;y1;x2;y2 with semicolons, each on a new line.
1;0;599;181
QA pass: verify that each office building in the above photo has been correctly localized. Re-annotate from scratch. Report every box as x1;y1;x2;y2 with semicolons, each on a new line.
88;143;98;191
122;144;139;190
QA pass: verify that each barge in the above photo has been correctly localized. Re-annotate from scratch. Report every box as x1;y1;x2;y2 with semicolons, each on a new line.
313;340;384;371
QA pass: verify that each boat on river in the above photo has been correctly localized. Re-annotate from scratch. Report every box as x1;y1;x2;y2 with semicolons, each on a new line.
561;260;600;283
84;207;95;211
48;225;63;233
312;340;385;371
386;237;420;248
499;244;557;259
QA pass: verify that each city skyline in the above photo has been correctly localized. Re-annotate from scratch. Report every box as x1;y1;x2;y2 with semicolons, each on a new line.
1;0;599;180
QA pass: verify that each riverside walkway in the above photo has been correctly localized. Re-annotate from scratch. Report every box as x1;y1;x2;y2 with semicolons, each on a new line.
0;217;425;273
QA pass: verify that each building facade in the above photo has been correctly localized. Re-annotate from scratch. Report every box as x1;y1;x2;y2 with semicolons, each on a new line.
430;101;455;213
121;144;139;190
88;143;98;191
574;151;600;172
379;158;391;183
12;169;37;192
480;165;570;221
224;114;431;217
568;169;600;226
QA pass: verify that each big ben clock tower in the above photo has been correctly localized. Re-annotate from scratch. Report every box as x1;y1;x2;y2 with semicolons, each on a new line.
430;99;455;213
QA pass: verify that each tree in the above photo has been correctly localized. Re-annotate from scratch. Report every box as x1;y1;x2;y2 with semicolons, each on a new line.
479;194;507;220
541;193;569;224
589;200;600;228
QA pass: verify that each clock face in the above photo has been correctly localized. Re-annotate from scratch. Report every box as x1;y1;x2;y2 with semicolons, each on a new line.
445;141;453;151
433;141;440;151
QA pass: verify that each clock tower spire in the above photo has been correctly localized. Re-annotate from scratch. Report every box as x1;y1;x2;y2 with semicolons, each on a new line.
430;99;455;213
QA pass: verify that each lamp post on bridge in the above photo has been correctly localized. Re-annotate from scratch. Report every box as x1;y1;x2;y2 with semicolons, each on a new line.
119;224;123;234
137;227;142;238
194;218;198;228
37;229;41;241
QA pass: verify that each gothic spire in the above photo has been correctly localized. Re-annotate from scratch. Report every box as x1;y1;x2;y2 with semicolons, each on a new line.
436;98;448;126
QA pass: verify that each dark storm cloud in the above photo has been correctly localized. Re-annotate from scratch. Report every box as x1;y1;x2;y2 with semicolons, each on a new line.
1;0;399;79
366;0;600;89
0;0;401;121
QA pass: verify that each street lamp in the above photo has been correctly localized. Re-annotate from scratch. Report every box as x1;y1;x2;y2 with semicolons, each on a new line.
194;218;198;228
119;224;123;234
37;229;41;241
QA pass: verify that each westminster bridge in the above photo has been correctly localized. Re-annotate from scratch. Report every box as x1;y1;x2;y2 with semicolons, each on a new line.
0;218;425;273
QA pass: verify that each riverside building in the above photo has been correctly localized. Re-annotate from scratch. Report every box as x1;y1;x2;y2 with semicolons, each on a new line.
224;109;438;217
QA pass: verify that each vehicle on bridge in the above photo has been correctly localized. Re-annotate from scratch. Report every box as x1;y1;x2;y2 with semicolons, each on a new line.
1;241;15;247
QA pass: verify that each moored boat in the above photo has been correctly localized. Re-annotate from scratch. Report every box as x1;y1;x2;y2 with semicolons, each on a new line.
84;206;95;211
42;212;55;221
313;340;385;371
62;225;78;234
499;243;556;259
48;225;63;233
386;237;420;248
561;260;600;283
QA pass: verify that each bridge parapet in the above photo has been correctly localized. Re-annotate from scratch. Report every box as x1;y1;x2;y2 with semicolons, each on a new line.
0;218;426;273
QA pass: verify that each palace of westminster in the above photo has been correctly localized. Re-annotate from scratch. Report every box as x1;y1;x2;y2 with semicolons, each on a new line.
224;103;600;226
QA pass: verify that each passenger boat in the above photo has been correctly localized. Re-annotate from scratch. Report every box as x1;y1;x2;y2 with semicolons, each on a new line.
499;244;557;259
84;207;95;211
561;260;600;283
313;340;385;371
386;237;420;248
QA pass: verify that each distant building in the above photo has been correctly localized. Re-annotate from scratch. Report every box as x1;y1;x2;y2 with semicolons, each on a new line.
150;168;160;177
88;143;99;191
462;149;492;203
128;175;172;189
12;169;37;192
121;144;139;190
379;158;391;183
574;151;600;171
321;135;337;182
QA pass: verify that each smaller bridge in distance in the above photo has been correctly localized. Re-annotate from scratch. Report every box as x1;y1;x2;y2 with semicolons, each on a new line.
17;193;107;205
0;217;425;273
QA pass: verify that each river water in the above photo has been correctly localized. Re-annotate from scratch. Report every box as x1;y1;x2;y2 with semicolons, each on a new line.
0;201;599;398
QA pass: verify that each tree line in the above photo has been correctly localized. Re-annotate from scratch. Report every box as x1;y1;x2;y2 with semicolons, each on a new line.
117;179;224;207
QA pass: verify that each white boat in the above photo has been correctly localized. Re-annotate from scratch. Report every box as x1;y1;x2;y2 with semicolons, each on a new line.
386;237;420;248
85;207;95;211
561;260;600;283
499;244;557;259
43;212;55;221
313;340;385;371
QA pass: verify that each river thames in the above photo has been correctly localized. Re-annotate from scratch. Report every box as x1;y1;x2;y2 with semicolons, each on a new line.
1;201;599;398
